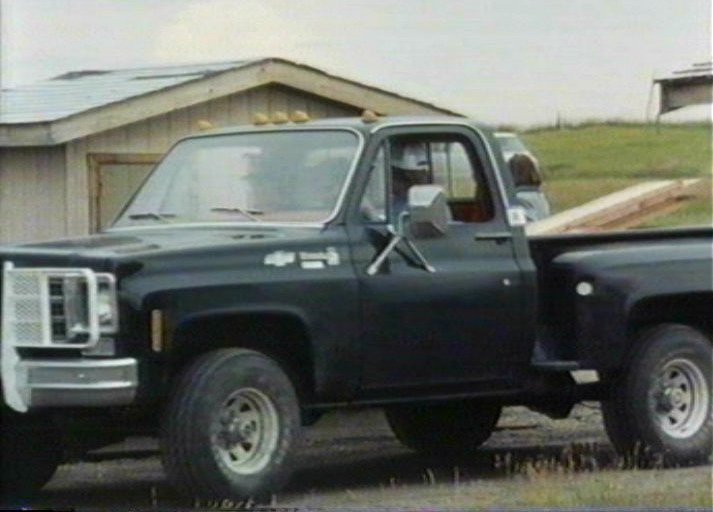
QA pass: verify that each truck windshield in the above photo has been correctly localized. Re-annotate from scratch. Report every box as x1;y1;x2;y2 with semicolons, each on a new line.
113;130;359;227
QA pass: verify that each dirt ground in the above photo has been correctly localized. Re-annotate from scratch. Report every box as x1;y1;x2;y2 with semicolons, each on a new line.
18;403;713;509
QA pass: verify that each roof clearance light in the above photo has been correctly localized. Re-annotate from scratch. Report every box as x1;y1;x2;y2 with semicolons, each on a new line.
196;119;214;131
361;110;380;123
253;113;270;126
290;110;310;123
271;111;289;124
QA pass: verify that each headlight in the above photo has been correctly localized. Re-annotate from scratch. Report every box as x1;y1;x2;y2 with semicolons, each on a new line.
63;274;118;341
96;279;119;331
97;292;114;324
62;275;90;341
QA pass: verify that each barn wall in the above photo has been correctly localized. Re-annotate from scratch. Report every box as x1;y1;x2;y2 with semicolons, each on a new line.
0;146;67;244
65;84;361;236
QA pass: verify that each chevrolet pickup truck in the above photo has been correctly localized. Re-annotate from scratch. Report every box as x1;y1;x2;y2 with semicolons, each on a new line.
1;114;711;501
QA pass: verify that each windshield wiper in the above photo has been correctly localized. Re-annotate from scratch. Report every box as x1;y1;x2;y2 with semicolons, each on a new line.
128;212;176;222
210;207;263;222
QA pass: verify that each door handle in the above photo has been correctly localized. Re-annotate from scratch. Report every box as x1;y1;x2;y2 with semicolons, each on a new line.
474;232;512;243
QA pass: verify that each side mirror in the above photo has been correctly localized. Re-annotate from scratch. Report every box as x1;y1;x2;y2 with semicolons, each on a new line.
366;184;444;275
407;185;450;238
508;153;542;189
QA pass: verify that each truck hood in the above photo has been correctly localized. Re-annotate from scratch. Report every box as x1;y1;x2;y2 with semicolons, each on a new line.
0;225;330;271
1;226;312;255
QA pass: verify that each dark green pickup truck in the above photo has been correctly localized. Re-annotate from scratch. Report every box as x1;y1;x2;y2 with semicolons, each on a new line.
1;115;711;501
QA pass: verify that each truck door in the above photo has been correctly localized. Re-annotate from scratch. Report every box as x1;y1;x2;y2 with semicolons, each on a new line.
349;126;531;392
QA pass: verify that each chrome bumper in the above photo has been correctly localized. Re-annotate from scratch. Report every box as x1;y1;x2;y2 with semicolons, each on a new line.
12;358;138;409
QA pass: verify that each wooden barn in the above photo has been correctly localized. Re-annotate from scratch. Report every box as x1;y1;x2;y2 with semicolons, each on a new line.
0;57;460;244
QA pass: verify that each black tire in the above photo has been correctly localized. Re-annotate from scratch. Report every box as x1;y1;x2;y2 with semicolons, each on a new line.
601;323;712;466
161;349;301;502
0;409;62;502
385;401;501;453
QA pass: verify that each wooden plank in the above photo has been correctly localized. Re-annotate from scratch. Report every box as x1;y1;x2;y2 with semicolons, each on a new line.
592;179;706;230
527;179;702;235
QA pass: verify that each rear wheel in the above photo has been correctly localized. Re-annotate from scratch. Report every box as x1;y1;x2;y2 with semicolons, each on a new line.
602;324;712;466
0;409;62;502
161;349;301;502
385;401;501;453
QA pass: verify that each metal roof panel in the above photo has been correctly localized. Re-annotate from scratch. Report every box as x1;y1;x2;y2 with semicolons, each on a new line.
0;60;256;124
654;62;713;84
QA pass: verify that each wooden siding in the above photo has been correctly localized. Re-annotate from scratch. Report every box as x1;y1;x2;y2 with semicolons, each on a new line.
64;84;361;236
0;146;67;243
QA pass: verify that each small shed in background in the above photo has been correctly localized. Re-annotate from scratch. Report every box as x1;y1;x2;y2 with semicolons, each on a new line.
654;62;713;119
0;57;460;244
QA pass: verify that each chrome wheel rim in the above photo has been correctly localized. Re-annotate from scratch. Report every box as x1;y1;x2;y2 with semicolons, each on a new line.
650;358;710;439
211;387;279;474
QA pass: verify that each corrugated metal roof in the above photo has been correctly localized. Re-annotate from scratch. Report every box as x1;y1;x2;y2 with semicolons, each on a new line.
0;60;257;124
655;62;713;84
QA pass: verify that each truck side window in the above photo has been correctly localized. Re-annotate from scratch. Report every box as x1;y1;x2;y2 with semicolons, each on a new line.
432;140;494;222
389;136;494;223
359;136;494;224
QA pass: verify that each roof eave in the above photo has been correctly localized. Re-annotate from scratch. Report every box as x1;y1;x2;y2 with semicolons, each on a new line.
0;58;462;147
654;75;713;86
0;122;55;147
264;57;464;117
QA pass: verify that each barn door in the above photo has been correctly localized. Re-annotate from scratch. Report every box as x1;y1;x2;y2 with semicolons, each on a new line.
88;153;162;231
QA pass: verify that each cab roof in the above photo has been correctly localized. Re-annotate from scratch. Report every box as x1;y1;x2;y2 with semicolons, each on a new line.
191;115;495;140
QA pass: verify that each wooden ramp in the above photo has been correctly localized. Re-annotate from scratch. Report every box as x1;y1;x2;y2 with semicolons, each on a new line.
526;179;703;235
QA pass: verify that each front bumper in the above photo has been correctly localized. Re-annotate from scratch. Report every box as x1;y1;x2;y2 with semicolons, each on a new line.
7;357;138;411
1;261;136;412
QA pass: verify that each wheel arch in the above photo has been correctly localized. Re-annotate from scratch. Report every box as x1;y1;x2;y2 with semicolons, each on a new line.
627;292;713;342
169;309;316;403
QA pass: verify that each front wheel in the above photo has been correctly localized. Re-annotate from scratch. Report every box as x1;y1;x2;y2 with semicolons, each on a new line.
602;324;712;466
385;401;501;454
161;349;301;502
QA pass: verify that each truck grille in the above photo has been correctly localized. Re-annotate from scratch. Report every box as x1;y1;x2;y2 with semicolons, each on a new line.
2;265;97;348
49;277;68;341
7;273;46;345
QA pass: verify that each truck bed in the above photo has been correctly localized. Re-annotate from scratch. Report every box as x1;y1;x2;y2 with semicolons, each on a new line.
527;226;713;365
528;226;713;272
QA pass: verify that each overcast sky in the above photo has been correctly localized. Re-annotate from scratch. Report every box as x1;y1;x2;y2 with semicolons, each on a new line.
1;0;710;126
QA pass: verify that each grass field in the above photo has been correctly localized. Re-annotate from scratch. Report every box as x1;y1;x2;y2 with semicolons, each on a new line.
283;465;712;509
521;123;712;227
